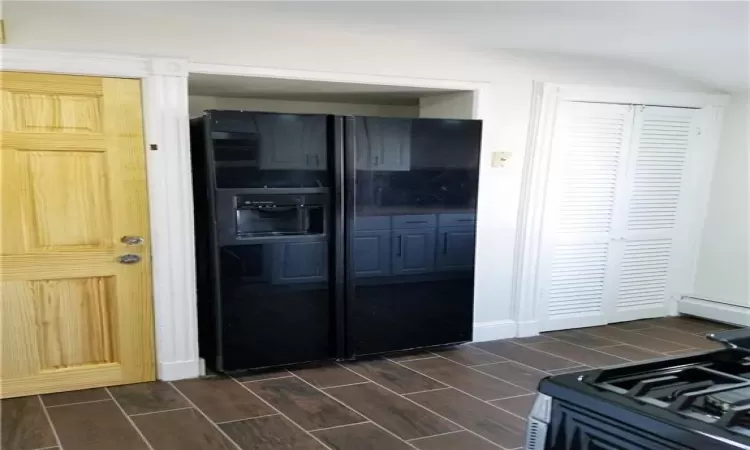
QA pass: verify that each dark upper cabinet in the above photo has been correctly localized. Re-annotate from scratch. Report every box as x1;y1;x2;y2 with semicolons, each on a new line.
356;117;411;171
256;114;327;170
392;229;436;275
436;226;476;271
272;240;328;284
411;119;482;169
353;230;392;277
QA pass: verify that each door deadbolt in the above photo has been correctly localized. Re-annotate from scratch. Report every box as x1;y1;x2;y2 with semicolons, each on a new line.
118;254;141;264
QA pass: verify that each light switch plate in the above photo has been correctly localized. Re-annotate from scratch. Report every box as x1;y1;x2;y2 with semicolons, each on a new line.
491;151;512;168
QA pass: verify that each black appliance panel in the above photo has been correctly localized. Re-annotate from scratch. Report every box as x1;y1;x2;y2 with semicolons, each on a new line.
219;240;332;370
208;110;329;189
192;111;483;371
346;117;482;356
538;349;750;450
192;113;334;372
215;191;328;245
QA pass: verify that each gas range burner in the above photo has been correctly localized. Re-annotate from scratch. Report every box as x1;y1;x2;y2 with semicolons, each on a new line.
585;349;750;436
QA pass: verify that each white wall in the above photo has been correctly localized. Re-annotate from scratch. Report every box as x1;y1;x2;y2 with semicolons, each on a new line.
692;93;749;306
419;92;475;119
4;1;728;338
189;95;419;118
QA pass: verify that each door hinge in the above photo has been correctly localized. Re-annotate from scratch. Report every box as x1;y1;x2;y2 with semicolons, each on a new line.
149;144;159;151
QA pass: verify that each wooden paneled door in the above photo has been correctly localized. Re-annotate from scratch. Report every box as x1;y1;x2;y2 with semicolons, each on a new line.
0;72;155;398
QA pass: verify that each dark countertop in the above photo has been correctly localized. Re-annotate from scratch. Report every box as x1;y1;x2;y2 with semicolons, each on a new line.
357;207;476;216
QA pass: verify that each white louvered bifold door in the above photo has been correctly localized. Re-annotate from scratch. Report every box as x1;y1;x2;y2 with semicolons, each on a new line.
537;102;634;331
607;106;701;322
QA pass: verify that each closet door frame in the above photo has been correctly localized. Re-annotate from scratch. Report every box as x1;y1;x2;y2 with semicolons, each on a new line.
513;83;728;337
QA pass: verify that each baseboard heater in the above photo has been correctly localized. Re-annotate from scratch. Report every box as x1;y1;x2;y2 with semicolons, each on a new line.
678;296;750;327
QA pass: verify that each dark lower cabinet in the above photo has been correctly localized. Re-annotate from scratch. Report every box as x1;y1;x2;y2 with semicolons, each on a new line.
272;240;328;284
392;229;436;275
436;226;476;271
354;230;392;277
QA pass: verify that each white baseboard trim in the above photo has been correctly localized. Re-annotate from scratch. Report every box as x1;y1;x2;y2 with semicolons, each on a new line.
516;320;540;337
158;360;201;381
678;296;750;327
472;320;517;342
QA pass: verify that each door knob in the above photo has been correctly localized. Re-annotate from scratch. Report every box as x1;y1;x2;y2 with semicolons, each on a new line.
118;254;141;264
121;235;144;245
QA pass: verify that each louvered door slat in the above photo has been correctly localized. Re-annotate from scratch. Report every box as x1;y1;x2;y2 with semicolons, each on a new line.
615;239;672;311
539;102;633;330
610;106;699;320
624;107;696;234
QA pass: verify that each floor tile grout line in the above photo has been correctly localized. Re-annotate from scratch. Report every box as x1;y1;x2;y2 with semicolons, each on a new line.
406;429;466;442
385;355;440;364
104;388;156;450
530;333;684;364
390;358;530;422
287;371;421;449
448;345;561;378
630;326;722;349
594;343;671;357
128;406;199;417
234;373;294;383
307;420;372;433
576;326;692;352
229;377;336;450
166;382;244;450
332;362;506;449
401;386;452;396
214;412;281;425
554;327;642;349
319;381;371;390
466;343;573;374
487;392;537;403
423;354;534;395
464;343;515;361
43;398;113;409
37;396;64;450
580;330;686;356
505;338;616;368
468;360;513;368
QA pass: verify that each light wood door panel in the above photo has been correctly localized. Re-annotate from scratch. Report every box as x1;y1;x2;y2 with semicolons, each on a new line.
0;72;155;398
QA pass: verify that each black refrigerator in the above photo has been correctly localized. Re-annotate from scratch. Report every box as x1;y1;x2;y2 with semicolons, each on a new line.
190;111;482;372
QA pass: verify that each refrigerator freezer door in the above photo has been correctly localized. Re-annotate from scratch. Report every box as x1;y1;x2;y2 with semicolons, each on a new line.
344;117;482;357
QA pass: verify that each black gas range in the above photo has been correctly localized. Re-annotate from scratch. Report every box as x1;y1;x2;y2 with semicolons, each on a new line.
526;328;750;450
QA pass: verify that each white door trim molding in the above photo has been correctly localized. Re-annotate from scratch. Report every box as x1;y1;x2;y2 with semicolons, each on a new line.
513;83;729;335
188;61;489;92
2;47;496;380
1;47;200;380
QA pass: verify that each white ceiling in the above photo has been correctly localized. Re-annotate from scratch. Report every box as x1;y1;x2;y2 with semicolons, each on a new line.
188;73;456;105
244;1;750;92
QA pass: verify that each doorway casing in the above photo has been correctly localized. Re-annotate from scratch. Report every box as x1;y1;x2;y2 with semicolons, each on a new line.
2;47;491;380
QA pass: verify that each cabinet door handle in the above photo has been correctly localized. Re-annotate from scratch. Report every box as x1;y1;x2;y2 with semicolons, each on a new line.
305;154;310;166
443;232;448;254
315;154;320;167
397;235;402;257
405;220;427;224
374;155;379;166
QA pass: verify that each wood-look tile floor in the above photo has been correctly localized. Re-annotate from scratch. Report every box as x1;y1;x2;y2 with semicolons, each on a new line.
2;316;735;450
